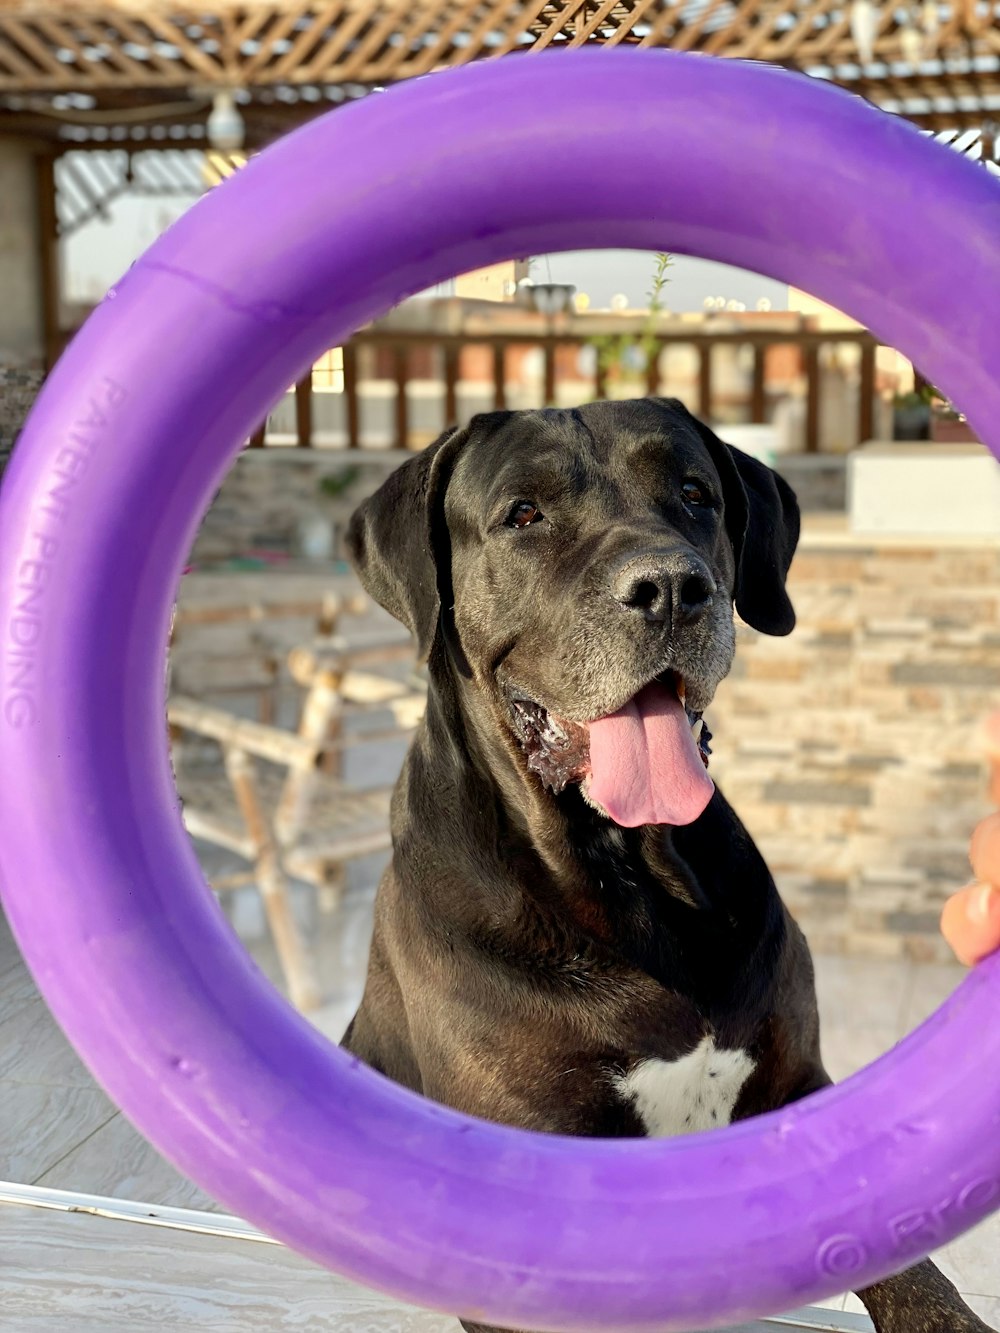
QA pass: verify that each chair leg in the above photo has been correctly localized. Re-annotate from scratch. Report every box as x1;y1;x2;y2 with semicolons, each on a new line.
317;862;347;914
274;667;341;848
223;746;322;1011
259;653;280;725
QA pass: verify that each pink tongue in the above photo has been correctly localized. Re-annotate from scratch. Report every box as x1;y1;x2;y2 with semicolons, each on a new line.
586;681;714;827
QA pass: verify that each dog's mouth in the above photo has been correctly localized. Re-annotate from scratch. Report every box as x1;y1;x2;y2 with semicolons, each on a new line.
507;671;714;828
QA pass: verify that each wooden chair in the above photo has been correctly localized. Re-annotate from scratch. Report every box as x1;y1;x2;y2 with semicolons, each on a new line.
168;589;365;724
168;631;423;1011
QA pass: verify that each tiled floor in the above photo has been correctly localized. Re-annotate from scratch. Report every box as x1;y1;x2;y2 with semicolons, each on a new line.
2;877;998;1327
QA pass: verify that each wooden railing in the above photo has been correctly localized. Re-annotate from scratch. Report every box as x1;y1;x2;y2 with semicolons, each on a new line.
249;326;881;454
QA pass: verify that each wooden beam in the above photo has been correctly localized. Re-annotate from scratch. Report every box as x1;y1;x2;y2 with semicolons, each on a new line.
101;13;194;83
227;4;280;63
570;0;631;49
342;340;360;449
0;27;46;79
803;342;820;453
748;0;838;63
339;1;423;83
645;343;661;396
30;14;114;86
74;15;160;84
34;152;61;371
671;0;730;54
367;0;460;81
410;0;519;77
983;122;999;167
703;0;768;58
858;338;876;445
299;3;376;83
594;350;607;399
2;15;77;85
222;744;321;1011
750;343;767;424
168;695;322;771
267;1;347;82
141;11;227;83
625;0;676;49
543;338;556;406
444;341;460;422
639;1;689;51
697;343;712;419
795;10;855;61
238;2;314;82
178;807;255;861
294;373;313;448
476;0;562;66
392;342;409;449
532;0;590;52
0;0;995;140
492;343;507;410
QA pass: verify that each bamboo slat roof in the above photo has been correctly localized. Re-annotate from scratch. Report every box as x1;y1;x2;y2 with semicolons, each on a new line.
1;1;997;145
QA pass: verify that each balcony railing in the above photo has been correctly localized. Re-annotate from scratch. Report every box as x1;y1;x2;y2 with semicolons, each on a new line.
248;325;881;454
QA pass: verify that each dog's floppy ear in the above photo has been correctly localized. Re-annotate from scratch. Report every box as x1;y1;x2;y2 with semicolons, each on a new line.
723;442;799;635
658;399;800;636
345;425;468;657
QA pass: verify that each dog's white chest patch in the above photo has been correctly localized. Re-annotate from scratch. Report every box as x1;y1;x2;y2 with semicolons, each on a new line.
614;1036;756;1137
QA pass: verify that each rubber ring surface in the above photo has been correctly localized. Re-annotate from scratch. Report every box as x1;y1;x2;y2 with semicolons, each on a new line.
1;50;999;1333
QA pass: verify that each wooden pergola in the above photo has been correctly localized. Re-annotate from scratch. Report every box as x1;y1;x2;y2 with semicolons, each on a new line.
1;0;998;147
2;1;995;370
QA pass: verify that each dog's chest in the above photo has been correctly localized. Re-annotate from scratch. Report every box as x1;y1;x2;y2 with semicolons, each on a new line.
613;1035;756;1137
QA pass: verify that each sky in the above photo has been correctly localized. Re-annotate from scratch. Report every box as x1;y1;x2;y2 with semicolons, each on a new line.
532;250;788;312
63;193;788;313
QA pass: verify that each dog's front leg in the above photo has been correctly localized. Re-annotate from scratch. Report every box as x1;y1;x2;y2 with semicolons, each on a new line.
460;1321;528;1333
856;1257;993;1332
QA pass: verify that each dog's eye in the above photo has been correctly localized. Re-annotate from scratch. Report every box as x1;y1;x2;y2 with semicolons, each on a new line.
507;501;543;529
681;480;706;506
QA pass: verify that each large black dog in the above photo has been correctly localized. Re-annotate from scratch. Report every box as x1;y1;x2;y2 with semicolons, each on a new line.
343;398;991;1333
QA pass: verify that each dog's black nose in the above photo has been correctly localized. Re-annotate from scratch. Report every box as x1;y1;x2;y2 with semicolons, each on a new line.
612;553;715;626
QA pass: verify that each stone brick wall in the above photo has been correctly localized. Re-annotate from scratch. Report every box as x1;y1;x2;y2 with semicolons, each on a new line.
0;363;44;479
774;455;846;513
706;519;999;962
187;447;850;567
10;417;984;963
189;452;399;565
182;495;999;964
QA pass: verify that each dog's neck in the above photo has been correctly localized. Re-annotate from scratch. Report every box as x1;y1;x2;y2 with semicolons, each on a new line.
415;646;768;928
402;658;784;1001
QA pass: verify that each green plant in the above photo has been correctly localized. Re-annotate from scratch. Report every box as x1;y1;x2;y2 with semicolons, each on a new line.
892;390;927;410
887;381;964;422
931;401;964;422
317;465;361;498
589;252;673;385
913;381;966;419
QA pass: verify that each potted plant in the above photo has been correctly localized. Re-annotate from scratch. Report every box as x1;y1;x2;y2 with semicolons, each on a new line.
921;383;980;444
589;252;673;395
890;381;980;445
298;465;360;563
929;403;980;444
891;389;930;440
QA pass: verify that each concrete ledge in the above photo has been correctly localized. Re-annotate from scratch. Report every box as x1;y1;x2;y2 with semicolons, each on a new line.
800;511;1000;549
848;440;1000;538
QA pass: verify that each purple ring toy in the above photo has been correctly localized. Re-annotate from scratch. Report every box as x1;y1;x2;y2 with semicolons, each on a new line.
1;50;999;1333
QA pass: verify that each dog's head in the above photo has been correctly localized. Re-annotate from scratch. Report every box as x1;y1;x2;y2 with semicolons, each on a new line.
347;399;798;828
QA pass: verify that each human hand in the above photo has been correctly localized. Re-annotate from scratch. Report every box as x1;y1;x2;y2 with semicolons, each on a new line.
940;714;1000;966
